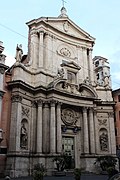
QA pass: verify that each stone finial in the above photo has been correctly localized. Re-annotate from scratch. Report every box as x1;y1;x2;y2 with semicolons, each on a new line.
59;7;68;18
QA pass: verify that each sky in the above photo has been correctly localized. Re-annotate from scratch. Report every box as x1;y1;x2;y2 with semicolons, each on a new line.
0;0;120;90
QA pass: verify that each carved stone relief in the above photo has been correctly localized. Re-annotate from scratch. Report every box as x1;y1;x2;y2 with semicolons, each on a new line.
60;47;71;57
22;106;30;118
11;95;22;102
98;119;107;126
61;108;79;125
99;128;108;151
20;120;28;150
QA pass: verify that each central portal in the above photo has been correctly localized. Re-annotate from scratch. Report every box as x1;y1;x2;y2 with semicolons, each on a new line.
62;136;75;169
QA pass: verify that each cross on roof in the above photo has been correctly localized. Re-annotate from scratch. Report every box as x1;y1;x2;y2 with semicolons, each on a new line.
62;0;67;7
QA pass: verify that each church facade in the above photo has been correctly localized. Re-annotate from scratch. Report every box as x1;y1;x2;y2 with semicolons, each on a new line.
0;7;116;177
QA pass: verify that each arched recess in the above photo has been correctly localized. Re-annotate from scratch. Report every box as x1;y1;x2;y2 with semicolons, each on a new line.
20;119;28;150
99;128;109;152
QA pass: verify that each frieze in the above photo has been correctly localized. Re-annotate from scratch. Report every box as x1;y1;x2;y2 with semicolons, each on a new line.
22;106;30;118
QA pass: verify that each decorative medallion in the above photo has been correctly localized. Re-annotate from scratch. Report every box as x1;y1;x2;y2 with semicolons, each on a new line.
61;108;78;125
63;21;69;32
60;47;71;57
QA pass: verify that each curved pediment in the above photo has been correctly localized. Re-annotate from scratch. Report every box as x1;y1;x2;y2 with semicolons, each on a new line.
48;79;98;99
79;83;98;98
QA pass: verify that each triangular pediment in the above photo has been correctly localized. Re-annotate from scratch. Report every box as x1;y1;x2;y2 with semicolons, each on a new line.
27;17;95;43
45;17;95;42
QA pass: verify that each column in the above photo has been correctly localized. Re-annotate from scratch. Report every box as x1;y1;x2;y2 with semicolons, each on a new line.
39;31;44;68
57;102;62;153
89;108;95;154
30;101;37;152
108;112;116;154
83;107;89;154
43;102;50;153
50;100;56;153
44;33;52;70
30;30;38;69
37;100;43;153
9;95;22;152
89;48;94;84
94;109;99;153
82;47;88;79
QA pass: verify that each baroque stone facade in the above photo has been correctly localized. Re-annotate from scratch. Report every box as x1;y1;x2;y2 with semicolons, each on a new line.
0;7;116;177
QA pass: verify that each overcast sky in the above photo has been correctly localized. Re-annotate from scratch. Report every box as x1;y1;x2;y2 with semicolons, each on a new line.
0;0;120;89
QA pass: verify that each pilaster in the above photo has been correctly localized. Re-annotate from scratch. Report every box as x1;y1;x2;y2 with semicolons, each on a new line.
30;30;39;69
9;95;22;152
83;107;89;154
89;107;95;154
43;101;50;153
50;100;56;153
108;112;116;154
57;102;62;153
39;31;44;68
37;100;43;153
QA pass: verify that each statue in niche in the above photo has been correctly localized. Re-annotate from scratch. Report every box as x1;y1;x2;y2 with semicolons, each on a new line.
20;123;28;149
99;132;108;151
15;44;23;62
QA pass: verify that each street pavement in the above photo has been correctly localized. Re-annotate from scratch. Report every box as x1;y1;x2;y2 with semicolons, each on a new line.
0;174;108;180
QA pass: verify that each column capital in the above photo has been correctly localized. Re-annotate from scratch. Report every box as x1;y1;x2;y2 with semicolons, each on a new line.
38;30;44;34
50;100;57;107
37;99;43;106
43;101;50;108
31;100;37;107
89;107;93;112
11;95;22;103
82;107;87;113
57;101;62;107
108;112;114;118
